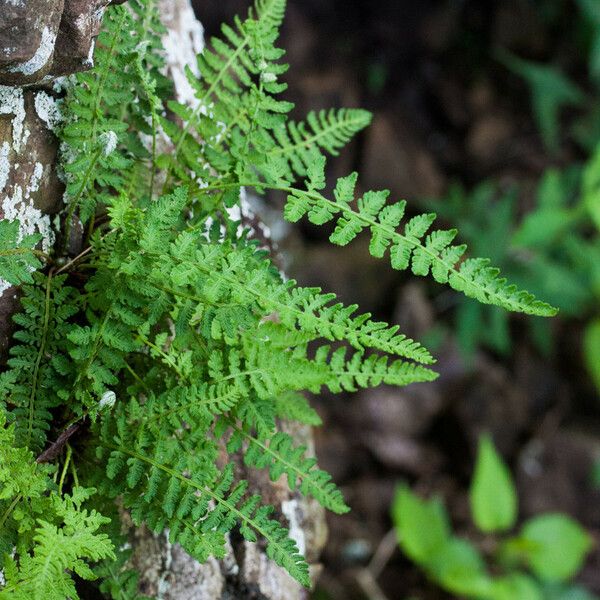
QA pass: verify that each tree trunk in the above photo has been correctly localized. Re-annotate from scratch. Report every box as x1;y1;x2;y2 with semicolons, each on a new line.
0;2;327;598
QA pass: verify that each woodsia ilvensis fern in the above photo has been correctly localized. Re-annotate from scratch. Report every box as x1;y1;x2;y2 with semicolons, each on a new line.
0;0;557;596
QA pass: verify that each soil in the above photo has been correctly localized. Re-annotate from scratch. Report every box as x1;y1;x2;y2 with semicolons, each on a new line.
194;1;600;598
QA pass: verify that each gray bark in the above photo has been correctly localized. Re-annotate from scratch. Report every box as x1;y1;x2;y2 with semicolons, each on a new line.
0;1;328;598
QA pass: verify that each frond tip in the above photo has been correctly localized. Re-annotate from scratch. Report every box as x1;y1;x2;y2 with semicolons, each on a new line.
265;108;372;180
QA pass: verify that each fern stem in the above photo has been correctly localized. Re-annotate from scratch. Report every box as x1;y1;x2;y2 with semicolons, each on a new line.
0;494;21;533
123;359;151;392
70;457;79;488
136;333;184;378
58;444;73;494
63;147;102;245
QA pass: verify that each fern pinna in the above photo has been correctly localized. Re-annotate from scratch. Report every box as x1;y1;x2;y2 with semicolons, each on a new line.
0;0;556;597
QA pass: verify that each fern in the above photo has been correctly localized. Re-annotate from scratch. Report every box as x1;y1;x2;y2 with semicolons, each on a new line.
60;0;168;228
0;0;559;596
225;421;349;513
0;489;114;600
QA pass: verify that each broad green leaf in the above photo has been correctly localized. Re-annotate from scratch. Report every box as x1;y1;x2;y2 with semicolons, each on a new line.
490;573;543;600
428;537;492;597
584;319;600;393
391;485;450;564
542;582;599;600
582;145;600;232
520;514;593;582
470;435;518;533
576;0;600;81
512;208;575;249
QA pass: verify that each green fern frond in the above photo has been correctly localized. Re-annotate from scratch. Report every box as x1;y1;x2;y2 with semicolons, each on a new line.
263;108;372;180
161;0;289;185
160;236;434;364
3;274;78;452
227;422;350;514
315;346;437;392
0;488;114;600
97;418;311;587
60;1;167;225
274;391;322;426
279;168;558;316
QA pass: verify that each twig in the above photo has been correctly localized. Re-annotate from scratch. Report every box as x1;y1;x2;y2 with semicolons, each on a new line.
354;529;398;600
36;423;81;463
368;528;398;579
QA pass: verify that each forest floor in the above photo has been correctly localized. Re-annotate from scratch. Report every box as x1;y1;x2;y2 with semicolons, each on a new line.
196;1;600;598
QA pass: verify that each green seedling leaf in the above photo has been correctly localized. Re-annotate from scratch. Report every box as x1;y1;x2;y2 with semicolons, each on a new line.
519;513;593;582
582;145;600;232
392;485;450;564
584;319;600;394
470;435;518;533
541;582;599;600
490;573;543;600
497;49;585;152
428;537;492;597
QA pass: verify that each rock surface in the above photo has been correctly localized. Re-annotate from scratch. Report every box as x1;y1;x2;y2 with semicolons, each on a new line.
0;85;63;354
0;0;125;85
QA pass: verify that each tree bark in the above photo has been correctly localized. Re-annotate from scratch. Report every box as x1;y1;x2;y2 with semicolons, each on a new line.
0;2;327;598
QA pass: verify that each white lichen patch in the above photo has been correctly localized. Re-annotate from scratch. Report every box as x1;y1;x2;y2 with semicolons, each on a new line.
99;130;118;156
75;13;88;35
0;280;11;298
6;0;25;6
0;180;55;295
2;185;56;252
26;162;44;197
99;390;116;410
52;76;71;94
161;1;205;105
0;141;10;193
2;46;17;58
84;39;96;68
34;90;62;132
7;26;56;76
281;499;306;556
0;86;27;152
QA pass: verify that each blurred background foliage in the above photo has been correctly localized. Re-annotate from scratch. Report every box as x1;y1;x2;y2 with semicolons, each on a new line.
194;0;600;598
